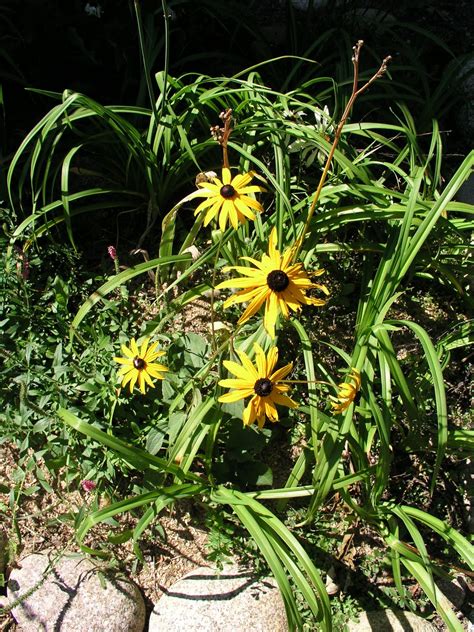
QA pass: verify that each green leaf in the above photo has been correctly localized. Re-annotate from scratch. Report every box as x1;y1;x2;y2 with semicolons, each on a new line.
58;407;201;483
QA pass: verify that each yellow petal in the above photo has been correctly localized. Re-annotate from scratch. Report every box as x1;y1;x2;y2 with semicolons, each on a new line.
264;398;279;421
120;367;136;383
130;338;139;356
195;196;219;214
256;414;266;429
278;294;290;318
120;372;133;389
146;350;166;363
225;199;239;230
266;346;279;376
237;288;270;324
281;246;296;270
143;340;158;360
140;337;150;359
219;203;228;232
224;265;264;278
234;197;256;220
219;389;252;403
203;200;222;225
268;227;278;254
217;278;260;291
129;371;138;393
267;229;282;269
142;370;155;389
270;362;293;383
218;378;254;389
114;357;133;365
211;175;224;188
232;170;255;189
236;349;259;381
197;182;220;192
222;167;232;185
147;364;168;378
239;195;263;212
121;344;134;358
223;359;254;381
223;287;265;308
240;256;271;272
243;397;258;426
263;291;279;338
253;343;267;377
271;391;298;409
237;185;265;194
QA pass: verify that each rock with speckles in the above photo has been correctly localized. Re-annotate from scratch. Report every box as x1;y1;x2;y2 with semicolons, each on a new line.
6;553;145;632
347;610;437;631
149;565;288;632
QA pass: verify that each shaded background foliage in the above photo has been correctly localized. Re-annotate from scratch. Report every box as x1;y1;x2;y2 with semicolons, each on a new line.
1;0;473;158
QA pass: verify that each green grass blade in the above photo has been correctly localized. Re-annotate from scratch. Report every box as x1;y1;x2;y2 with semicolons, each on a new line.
69;254;192;339
402;559;463;632
385;320;448;492
58;407;201;483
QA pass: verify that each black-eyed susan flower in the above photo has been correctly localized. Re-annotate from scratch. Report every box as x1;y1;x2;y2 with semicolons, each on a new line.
114;337;168;394
330;368;361;414
215;227;329;338
192;167;265;232
218;343;298;428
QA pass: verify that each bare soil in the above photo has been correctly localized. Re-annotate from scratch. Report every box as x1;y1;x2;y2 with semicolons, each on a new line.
0;443;209;631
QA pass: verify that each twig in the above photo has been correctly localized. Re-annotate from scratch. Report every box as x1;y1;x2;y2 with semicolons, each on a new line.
211;109;233;169
293;41;391;260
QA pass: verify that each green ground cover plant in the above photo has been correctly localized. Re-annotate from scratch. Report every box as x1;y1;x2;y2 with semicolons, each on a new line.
1;10;473;630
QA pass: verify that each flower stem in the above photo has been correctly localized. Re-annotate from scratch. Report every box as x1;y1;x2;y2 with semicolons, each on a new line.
210;231;226;352
133;0;159;122
211;109;233;169
293;41;391;260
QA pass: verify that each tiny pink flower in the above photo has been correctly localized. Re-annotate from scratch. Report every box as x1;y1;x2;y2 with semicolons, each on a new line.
81;479;96;492
15;246;30;280
22;258;30;280
107;245;117;260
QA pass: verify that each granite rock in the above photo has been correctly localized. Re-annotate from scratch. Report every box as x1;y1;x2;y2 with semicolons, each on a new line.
437;575;468;610
149;565;288;632
7;553;145;632
347;610;436;631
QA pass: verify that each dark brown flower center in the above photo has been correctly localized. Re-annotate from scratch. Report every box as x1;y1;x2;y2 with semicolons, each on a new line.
266;269;290;292
220;184;236;198
133;357;147;370
254;378;273;397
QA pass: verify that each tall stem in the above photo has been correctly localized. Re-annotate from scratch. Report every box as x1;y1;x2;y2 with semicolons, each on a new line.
133;1;159;122
157;0;170;125
293;41;391;260
210;232;225;353
211;109;233;169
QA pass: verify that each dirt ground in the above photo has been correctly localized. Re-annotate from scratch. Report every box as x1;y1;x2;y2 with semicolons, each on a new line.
0;442;209;631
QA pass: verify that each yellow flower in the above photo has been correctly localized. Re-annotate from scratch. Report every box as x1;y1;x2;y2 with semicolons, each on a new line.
330;368;361;414
218;343;298;428
216;227;329;338
114;337;168;394
192;167;265;231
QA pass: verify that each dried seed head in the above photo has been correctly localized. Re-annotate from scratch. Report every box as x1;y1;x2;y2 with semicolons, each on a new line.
133;357;147;370
254;378;273;397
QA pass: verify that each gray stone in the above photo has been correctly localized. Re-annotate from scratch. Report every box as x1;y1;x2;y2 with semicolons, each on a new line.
437;575;468;610
347;610;436;631
149;565;288;632
7;553;145;632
